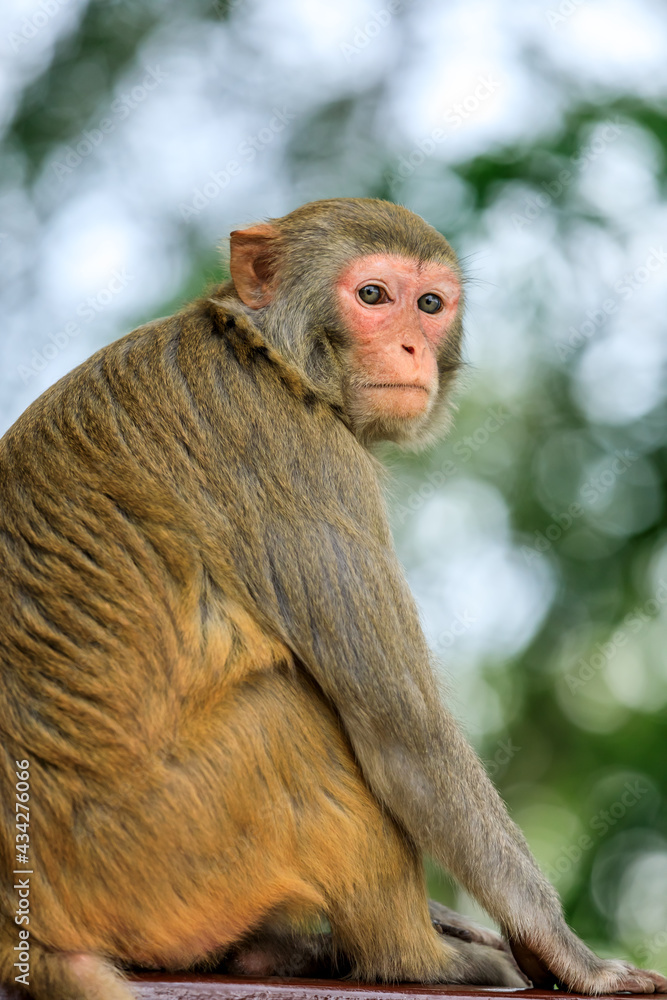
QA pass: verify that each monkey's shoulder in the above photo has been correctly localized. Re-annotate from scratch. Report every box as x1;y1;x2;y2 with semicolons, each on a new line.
4;294;339;453
1;301;384;531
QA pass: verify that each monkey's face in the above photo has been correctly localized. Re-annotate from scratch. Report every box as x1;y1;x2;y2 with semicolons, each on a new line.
335;254;462;432
228;203;464;448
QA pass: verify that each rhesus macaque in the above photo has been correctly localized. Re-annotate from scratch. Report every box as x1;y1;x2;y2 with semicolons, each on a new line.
0;198;664;1000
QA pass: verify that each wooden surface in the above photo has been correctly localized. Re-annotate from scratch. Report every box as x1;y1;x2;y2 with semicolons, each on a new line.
130;978;539;999
0;974;637;1000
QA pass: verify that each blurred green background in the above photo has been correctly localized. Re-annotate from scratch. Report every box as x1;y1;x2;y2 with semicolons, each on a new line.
1;0;666;973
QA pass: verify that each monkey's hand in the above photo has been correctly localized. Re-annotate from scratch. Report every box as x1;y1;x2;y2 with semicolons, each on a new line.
509;934;667;994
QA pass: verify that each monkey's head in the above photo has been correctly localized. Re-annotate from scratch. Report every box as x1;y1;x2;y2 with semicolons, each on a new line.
227;198;464;449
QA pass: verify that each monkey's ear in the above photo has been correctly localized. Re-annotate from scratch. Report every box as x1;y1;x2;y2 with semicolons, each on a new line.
229;224;280;308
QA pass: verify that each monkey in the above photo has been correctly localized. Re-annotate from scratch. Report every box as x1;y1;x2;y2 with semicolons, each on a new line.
0;197;665;1000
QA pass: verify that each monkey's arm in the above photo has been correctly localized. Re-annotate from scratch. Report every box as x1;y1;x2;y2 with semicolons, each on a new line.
252;515;665;995
261;521;552;921
185;305;664;993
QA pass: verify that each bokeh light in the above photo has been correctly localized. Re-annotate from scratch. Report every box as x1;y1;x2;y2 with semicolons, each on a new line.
1;0;666;965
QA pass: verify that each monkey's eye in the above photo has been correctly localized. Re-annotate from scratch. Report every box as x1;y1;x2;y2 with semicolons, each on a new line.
418;293;443;314
358;285;385;305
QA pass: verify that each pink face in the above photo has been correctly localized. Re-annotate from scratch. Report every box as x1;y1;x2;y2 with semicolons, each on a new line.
336;253;461;422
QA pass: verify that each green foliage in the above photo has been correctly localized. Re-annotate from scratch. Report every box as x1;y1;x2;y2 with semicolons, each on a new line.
2;0;666;967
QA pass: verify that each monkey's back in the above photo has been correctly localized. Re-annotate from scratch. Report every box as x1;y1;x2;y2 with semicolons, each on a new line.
0;298;388;963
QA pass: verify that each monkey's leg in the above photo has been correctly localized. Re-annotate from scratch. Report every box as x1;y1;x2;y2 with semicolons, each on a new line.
0;921;134;1000
223;900;518;977
316;838;527;986
222;916;527;985
222;672;527;987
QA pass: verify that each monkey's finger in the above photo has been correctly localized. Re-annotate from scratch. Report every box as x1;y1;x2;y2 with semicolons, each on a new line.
650;970;667;993
432;920;473;942
616;968;667;994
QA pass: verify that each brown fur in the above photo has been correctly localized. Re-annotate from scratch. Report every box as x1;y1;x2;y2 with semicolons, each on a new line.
0;198;664;999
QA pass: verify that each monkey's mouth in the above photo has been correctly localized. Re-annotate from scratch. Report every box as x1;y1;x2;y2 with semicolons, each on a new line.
365;383;430;393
